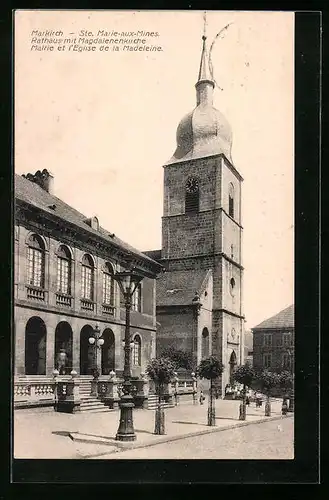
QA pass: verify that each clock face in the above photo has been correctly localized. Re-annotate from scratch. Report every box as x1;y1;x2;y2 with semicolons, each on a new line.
186;177;199;194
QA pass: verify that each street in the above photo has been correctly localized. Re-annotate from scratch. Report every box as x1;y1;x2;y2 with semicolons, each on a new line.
93;416;294;460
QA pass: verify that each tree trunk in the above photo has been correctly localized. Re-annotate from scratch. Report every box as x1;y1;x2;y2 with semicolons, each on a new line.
154;383;165;435
239;384;246;420
207;379;216;426
265;393;271;416
281;394;288;415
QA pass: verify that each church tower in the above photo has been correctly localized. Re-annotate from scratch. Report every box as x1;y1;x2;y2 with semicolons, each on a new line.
145;24;245;394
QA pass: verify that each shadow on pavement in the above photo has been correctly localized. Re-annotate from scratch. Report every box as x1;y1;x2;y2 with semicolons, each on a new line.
70;432;116;441
134;429;154;435
171;420;208;426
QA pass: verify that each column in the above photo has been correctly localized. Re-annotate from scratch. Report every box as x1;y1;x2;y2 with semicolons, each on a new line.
46;323;55;376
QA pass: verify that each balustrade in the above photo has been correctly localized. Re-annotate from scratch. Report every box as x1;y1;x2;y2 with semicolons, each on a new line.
80;298;95;311
102;303;115;315
26;286;45;301
56;292;72;307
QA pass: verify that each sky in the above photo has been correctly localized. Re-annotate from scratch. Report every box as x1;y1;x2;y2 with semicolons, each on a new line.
15;10;294;330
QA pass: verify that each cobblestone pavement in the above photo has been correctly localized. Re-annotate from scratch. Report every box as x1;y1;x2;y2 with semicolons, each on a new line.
14;399;289;459
95;417;294;460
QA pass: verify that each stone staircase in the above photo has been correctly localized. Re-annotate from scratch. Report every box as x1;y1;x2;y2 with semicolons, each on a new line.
79;378;114;414
147;394;175;410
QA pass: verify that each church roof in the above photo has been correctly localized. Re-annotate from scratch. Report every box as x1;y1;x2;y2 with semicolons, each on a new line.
156;269;209;307
143;249;162;262
164;32;233;166
15;173;159;268
252;305;294;330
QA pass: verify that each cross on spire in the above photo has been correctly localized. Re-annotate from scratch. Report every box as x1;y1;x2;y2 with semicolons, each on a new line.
203;11;207;39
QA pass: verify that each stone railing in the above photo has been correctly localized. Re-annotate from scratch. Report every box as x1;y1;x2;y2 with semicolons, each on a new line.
101;303;115;316
14;377;55;408
56;292;72;307
26;285;46;302
80;298;95;311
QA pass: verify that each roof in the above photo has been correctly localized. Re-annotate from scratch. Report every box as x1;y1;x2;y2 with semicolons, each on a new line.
156;269;209;307
143;249;162;262
252;305;294;330
15;174;158;267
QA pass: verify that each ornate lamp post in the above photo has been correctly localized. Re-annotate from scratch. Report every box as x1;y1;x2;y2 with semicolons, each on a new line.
112;260;145;442
88;324;104;396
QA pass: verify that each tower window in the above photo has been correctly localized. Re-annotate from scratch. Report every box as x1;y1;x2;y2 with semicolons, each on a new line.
230;277;236;295
229;183;234;218
185;177;200;213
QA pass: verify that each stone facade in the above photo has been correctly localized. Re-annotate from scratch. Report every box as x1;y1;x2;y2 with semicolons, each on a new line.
14;173;160;380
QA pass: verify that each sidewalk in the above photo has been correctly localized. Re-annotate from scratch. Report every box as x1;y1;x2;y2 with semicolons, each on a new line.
14;399;291;459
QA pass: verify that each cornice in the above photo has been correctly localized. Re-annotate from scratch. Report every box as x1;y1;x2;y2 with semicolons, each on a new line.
15;200;161;277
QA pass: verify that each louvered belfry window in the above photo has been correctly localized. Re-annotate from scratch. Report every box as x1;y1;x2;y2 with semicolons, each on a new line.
185;177;200;213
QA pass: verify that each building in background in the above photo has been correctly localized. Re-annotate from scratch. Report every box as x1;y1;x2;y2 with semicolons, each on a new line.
244;329;253;366
251;304;294;373
14;170;161;381
145;31;245;395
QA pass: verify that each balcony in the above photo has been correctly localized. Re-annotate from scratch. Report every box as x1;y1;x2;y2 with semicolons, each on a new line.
26;285;46;302
56;292;72;307
80;298;95;312
102;303;115;316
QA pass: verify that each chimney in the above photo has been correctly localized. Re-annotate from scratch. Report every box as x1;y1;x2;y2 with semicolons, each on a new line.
23;169;54;195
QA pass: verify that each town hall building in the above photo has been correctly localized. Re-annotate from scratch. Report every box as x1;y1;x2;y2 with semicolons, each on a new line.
145;32;245;395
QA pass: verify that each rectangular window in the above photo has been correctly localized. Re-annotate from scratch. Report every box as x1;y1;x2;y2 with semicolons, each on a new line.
82;265;93;300
131;284;142;312
263;354;272;368
263;333;272;347
283;333;291;346
103;273;114;304
229;196;234;218
282;353;291;369
57;258;70;294
28;247;44;287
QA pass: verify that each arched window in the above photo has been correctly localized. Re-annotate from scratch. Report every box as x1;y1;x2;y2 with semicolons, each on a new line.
185;177;200;213
229;183;234;218
27;234;45;287
81;254;94;300
132;335;141;366
103;262;114;305
57;245;72;295
201;327;210;359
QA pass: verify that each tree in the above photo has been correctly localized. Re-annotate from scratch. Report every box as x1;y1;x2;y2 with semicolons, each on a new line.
256;370;280;417
278;370;293;415
145;357;176;435
161;347;193;371
233;363;256;420
196;356;224;426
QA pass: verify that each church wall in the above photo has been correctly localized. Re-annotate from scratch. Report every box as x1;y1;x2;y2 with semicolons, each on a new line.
156;308;195;360
220;157;242;226
221;259;242;317
219;213;242;264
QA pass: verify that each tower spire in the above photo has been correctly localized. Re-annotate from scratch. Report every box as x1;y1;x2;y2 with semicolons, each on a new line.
196;11;214;105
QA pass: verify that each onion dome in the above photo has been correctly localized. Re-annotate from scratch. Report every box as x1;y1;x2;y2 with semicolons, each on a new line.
165;34;232;165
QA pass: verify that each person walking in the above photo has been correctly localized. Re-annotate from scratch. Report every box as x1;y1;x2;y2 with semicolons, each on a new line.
199;390;205;405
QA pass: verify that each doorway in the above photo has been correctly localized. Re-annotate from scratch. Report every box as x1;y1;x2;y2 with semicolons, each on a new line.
25;317;47;375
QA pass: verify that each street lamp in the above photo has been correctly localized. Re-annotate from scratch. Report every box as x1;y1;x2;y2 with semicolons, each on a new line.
88;324;104;386
112;259;145;442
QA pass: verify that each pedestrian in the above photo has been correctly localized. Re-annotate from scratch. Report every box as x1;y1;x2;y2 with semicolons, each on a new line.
199;390;205;405
56;348;67;375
